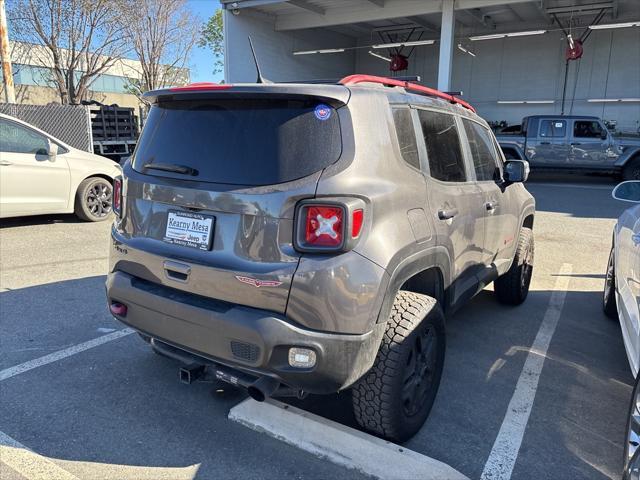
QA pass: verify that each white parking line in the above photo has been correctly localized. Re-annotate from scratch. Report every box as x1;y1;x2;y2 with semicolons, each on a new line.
229;398;469;480
0;430;79;480
0;328;134;382
480;263;573;480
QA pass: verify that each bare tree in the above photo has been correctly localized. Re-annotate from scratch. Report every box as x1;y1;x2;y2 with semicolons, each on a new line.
8;0;128;104
117;0;199;101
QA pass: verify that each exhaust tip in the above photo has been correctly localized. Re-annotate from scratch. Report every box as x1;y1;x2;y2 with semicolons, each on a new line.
247;376;279;402
247;386;266;402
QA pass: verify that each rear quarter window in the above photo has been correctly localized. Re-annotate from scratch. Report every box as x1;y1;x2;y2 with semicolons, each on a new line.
132;98;342;186
391;108;420;170
417;110;467;182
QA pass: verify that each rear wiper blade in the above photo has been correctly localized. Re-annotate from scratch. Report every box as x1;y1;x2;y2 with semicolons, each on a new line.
143;163;198;176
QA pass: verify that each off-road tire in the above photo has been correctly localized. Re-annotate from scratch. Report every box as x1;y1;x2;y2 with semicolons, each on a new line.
623;157;640;181
74;177;113;222
603;247;618;319
352;291;445;442
495;227;534;305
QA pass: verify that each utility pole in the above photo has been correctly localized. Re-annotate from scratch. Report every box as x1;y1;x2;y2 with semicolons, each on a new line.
0;0;16;103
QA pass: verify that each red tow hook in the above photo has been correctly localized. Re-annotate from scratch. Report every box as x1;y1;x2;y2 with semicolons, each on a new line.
109;302;128;317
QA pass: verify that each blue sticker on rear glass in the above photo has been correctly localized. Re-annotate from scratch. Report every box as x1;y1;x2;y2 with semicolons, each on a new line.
314;104;332;121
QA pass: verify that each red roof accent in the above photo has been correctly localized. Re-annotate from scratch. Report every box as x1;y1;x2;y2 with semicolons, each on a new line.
169;82;233;92
338;74;476;113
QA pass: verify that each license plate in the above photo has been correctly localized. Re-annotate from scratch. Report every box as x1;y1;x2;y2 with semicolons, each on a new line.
163;211;215;251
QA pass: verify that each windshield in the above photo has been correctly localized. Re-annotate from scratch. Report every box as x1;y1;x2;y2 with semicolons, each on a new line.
132;97;342;186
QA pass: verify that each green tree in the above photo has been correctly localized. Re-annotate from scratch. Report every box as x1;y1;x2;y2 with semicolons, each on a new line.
199;9;224;76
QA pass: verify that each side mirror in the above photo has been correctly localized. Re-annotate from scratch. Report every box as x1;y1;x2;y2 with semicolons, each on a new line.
612;181;640;203
504;160;530;184
600;130;608;140
47;139;58;162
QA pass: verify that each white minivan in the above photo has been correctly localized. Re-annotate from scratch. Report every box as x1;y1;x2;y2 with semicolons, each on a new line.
0;113;121;221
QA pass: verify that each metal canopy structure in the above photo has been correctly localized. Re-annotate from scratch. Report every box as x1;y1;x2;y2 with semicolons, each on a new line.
221;0;640;130
220;0;636;35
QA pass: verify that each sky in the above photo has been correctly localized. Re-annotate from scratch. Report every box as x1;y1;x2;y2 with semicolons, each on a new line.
187;0;223;83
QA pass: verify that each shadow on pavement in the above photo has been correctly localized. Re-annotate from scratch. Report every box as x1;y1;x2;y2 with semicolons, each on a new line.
0;213;85;228
526;178;623;219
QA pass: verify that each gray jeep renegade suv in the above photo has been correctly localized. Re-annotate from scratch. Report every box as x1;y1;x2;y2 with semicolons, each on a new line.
106;75;535;441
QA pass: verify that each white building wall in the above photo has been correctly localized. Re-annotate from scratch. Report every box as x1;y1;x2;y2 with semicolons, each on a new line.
224;11;356;83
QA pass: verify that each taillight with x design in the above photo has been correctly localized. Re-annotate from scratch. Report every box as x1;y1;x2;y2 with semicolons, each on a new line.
295;199;365;252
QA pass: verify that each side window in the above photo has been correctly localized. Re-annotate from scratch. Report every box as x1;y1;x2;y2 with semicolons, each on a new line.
573;120;604;138
391;108;420;170
539;119;566;138
462;119;500;181
417;110;466;182
0;119;48;154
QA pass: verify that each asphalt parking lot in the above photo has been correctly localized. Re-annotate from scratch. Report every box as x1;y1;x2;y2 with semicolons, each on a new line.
0;176;634;480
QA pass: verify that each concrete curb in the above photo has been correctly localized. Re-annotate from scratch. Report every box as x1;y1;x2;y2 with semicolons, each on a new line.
229;398;469;480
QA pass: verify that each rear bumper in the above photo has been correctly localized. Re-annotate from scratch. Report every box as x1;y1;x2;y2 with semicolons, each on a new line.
106;271;384;394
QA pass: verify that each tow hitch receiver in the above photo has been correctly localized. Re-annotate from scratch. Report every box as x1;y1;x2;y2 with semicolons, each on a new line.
179;363;205;384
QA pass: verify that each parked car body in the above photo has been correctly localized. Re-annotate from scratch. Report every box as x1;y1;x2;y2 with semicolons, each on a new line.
106;76;535;441
497;115;640;179
603;180;640;479
0;113;121;221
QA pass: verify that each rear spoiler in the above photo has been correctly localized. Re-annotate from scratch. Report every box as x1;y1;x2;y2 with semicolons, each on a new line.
143;82;351;106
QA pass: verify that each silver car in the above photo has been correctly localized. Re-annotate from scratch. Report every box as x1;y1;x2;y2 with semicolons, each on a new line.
604;180;640;479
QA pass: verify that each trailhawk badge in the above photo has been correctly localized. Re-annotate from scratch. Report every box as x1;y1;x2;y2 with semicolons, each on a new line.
235;275;283;288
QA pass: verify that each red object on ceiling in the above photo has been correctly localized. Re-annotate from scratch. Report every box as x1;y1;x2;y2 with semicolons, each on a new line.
565;40;584;61
390;54;409;72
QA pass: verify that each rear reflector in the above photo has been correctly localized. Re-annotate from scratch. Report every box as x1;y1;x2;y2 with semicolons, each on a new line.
352;209;364;238
304;205;344;248
109;302;127;317
113;176;122;216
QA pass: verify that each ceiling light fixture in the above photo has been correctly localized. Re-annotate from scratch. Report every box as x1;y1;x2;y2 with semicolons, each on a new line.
293;48;345;55
588;98;640;102
470;30;547;41
368;51;392;62
371;39;435;49
457;44;476;57
497;100;554;104
589;21;640;30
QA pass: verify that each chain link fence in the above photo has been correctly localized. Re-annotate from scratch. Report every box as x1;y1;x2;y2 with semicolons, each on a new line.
0;103;93;152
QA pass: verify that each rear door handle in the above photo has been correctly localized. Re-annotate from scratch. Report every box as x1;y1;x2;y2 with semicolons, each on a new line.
540;142;550;145
438;208;459;220
0;160;13;166
485;201;499;212
632;234;640;246
570;142;581;146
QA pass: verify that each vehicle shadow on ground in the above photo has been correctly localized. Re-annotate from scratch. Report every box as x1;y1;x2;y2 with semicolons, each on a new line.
285;288;632;480
0;277;364;480
0;277;632;480
0;213;85;228
526;178;623;219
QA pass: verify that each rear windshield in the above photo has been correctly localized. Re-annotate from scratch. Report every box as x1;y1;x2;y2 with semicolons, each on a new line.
132;98;342;186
